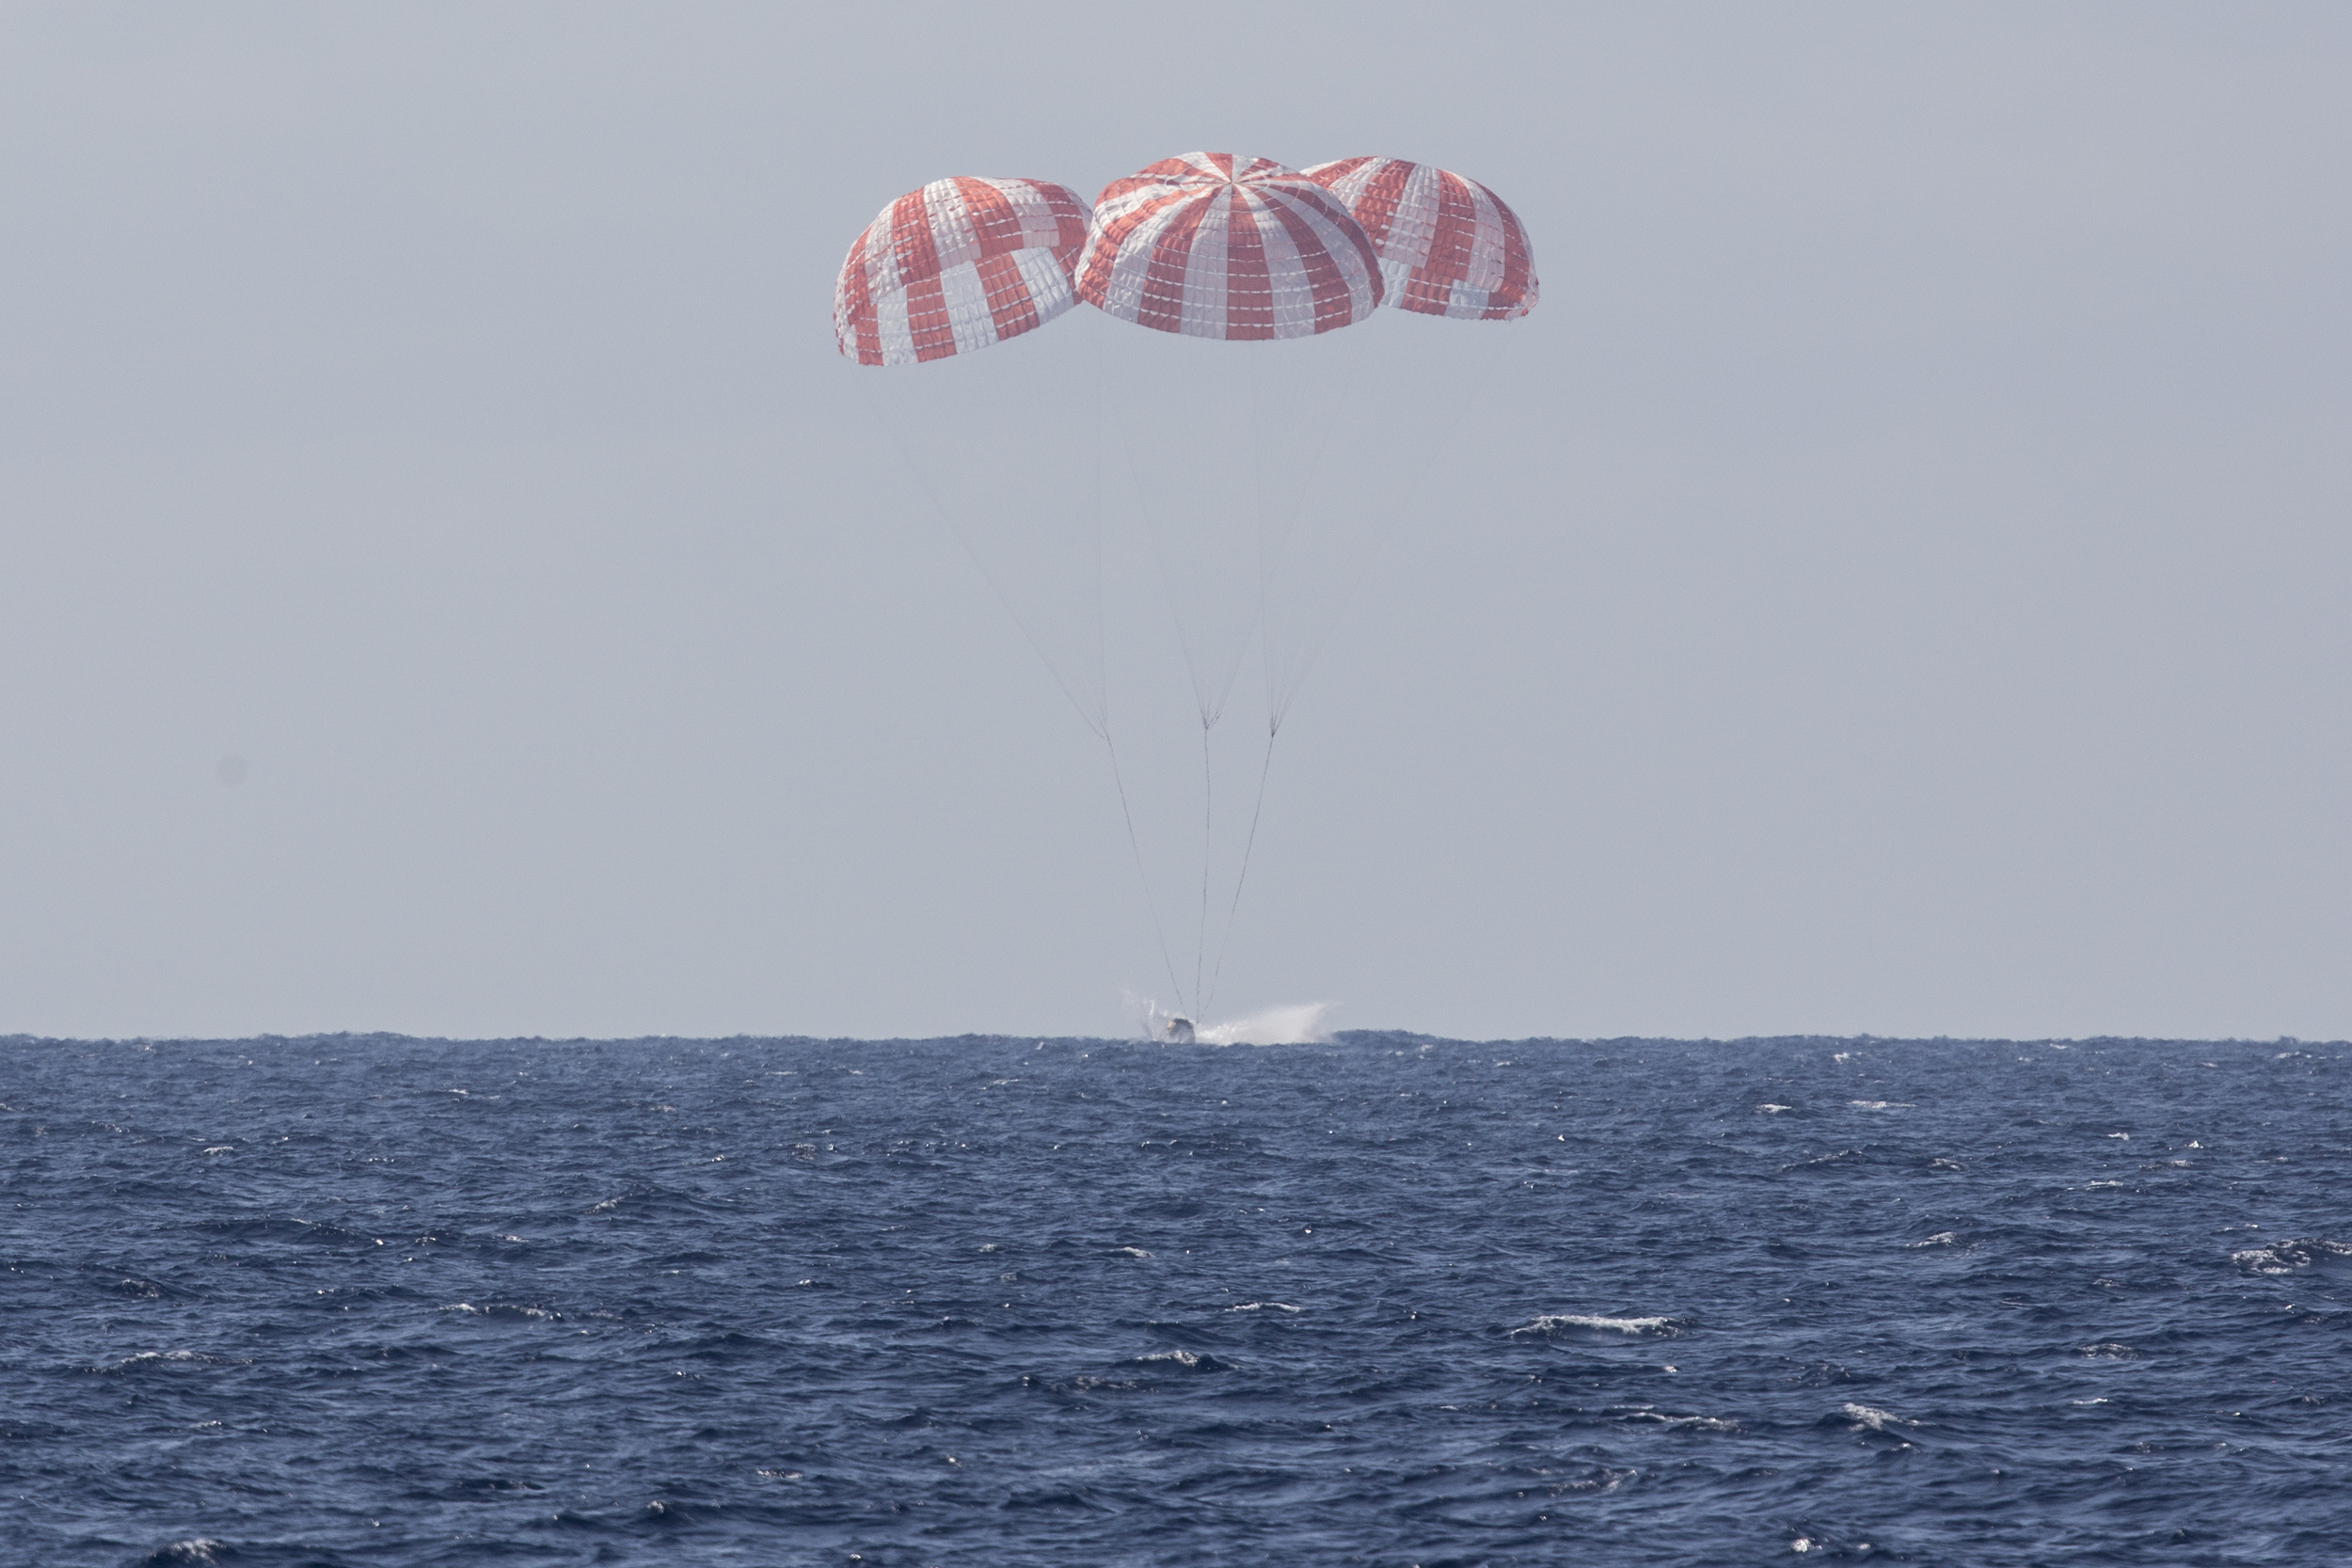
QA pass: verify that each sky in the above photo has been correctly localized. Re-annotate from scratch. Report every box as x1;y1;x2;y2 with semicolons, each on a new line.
2;2;2347;1042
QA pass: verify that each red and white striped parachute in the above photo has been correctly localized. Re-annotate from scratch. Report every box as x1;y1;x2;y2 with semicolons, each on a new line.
1300;158;1537;321
1077;152;1384;341
834;176;1092;367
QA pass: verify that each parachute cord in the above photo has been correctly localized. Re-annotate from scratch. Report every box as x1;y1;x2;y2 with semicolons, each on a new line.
1204;723;1277;1019
854;371;1105;733
1104;730;1186;1021
1195;721;1213;1020
1258;314;1377;730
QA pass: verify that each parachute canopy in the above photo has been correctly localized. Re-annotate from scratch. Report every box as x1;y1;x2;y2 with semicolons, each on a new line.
1301;158;1537;321
1078;152;1384;341
834;176;1092;366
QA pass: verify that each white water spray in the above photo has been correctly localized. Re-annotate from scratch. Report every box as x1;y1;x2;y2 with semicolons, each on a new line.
1197;1002;1336;1045
1125;994;1338;1046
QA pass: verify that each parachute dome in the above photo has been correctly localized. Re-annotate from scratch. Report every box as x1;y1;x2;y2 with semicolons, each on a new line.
834;176;1092;366
1078;152;1383;341
1301;157;1537;321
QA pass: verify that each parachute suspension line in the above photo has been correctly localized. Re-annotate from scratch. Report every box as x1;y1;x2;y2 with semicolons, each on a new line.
1204;721;1277;1019
1257;311;1377;731
1087;326;1185;1024
1104;730;1186;1020
1195;720;1214;1020
854;372;1104;733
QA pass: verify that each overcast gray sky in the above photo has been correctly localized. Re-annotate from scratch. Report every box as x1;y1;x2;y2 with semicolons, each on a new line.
3;3;2347;1041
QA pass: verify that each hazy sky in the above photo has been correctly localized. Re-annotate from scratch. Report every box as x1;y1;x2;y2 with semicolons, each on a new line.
3;3;2347;1041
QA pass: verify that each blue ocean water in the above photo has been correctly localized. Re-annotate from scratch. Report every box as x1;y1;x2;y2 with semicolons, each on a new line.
4;1034;2347;1566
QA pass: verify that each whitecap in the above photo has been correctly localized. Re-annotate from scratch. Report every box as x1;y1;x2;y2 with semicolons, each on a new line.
1849;1101;1913;1110
105;1350;210;1370
1617;1407;1738;1433
2080;1342;2138;1358
1840;1402;1917;1432
1905;1232;1961;1248
1512;1313;1677;1338
1229;1302;1300;1313
1756;1104;1792;1114
2232;1238;2352;1275
1110;1246;1152;1259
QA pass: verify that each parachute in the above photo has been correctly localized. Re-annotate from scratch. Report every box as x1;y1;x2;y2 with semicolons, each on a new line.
1300;158;1538;320
1078;151;1384;339
833;175;1109;735
833;153;1537;1029
834;176;1091;366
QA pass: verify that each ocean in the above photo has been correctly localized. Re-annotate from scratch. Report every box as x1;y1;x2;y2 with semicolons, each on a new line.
4;1033;2346;1565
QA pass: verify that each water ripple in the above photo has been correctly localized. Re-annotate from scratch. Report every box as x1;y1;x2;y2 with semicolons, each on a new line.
1;1032;2344;1565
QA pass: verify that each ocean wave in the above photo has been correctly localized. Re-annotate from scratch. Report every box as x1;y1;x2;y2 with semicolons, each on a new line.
441;1301;564;1322
1613;1406;1739;1433
92;1350;216;1373
1511;1313;1679;1338
135;1542;225;1567
1067;1348;1238;1388
12;1031;2347;1566
2230;1238;2352;1275
1839;1402;1918;1433
1129;1349;1232;1370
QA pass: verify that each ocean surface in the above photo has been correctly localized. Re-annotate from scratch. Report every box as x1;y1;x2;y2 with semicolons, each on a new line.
5;1033;2348;1566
